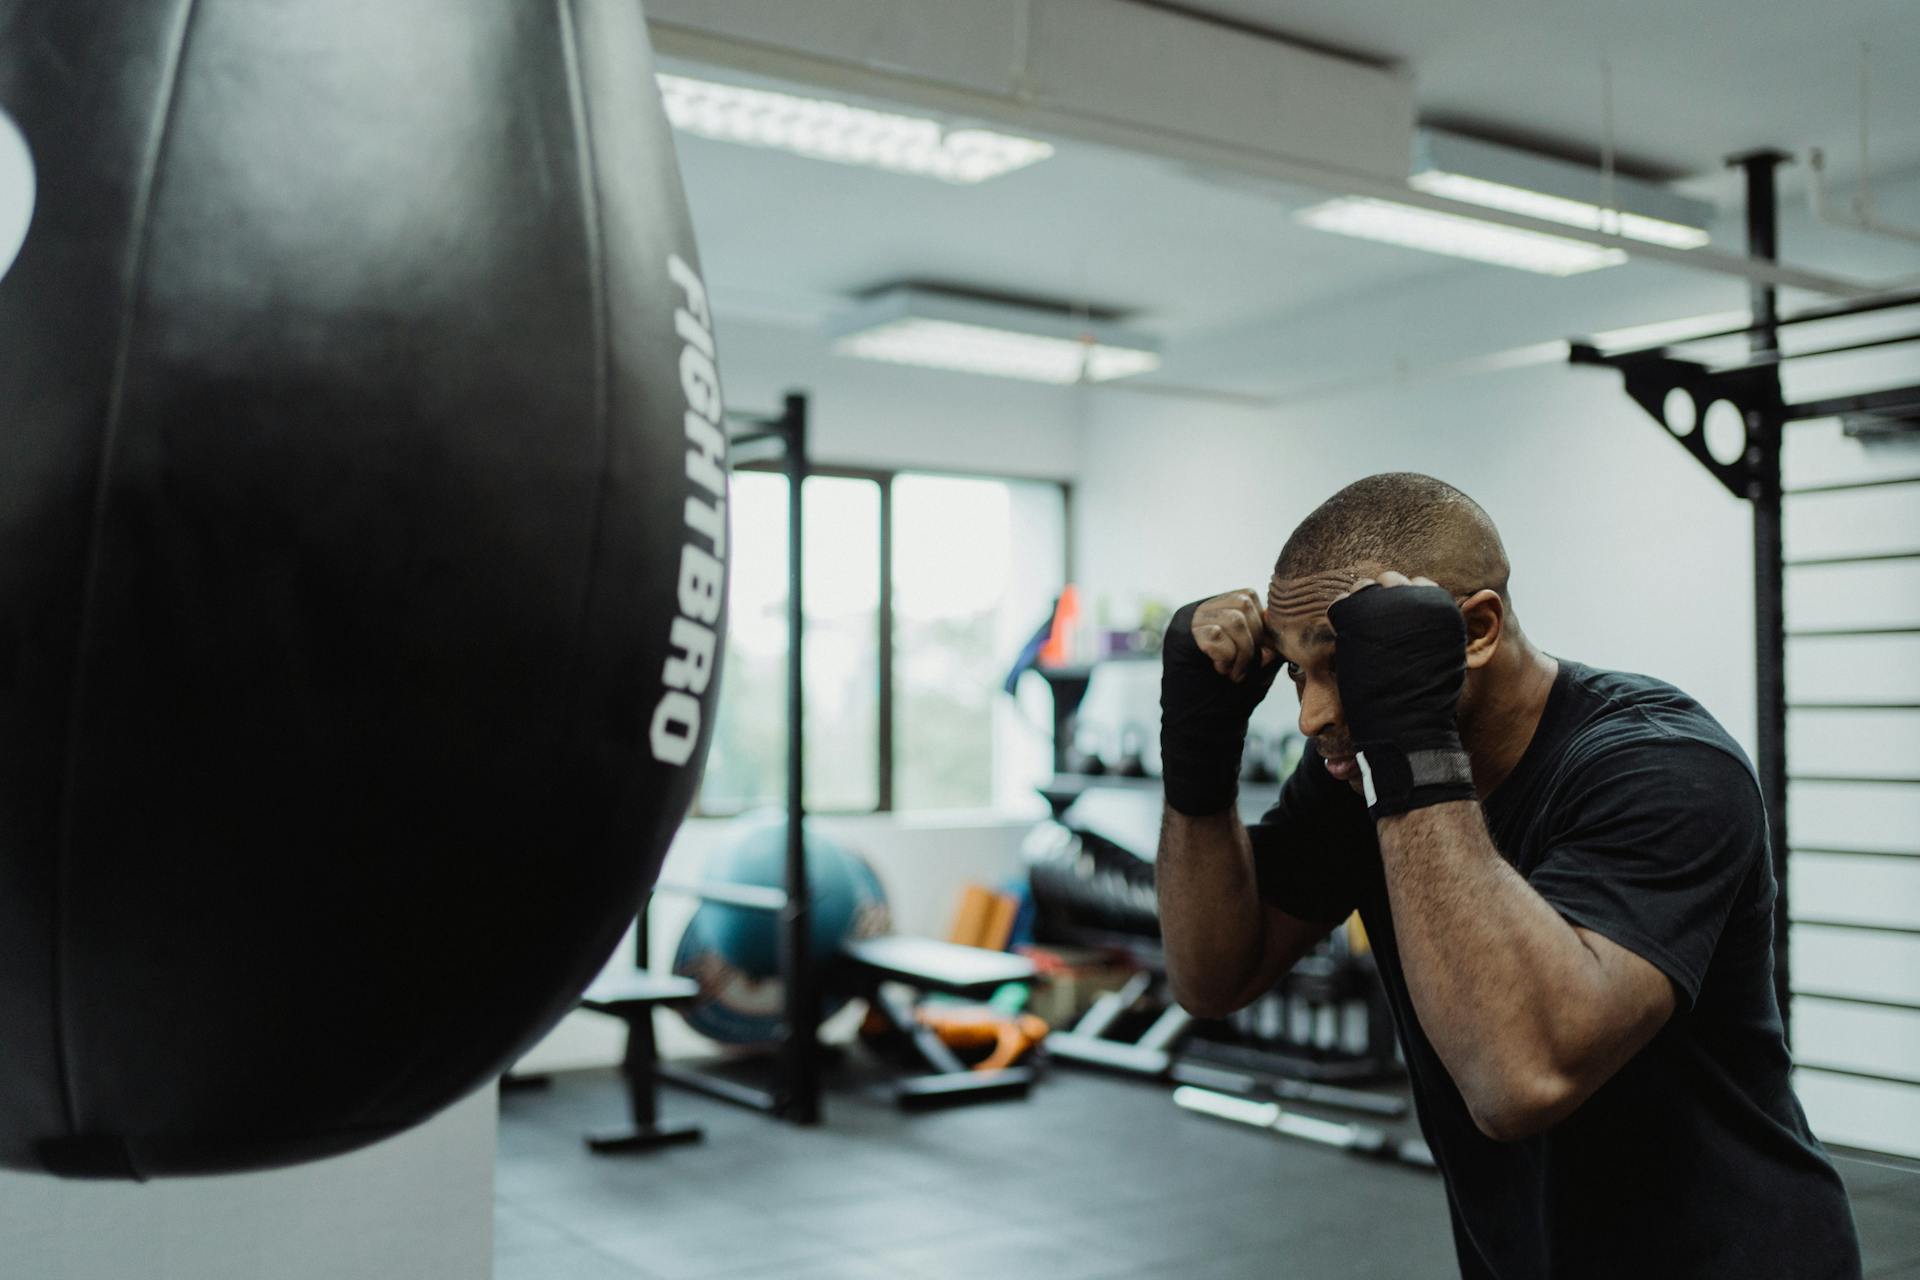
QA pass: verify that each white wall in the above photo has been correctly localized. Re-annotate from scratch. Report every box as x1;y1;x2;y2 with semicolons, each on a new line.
0;1086;496;1280
1073;360;1760;752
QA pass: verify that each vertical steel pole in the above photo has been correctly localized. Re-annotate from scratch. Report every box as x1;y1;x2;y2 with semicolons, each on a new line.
1733;150;1793;1037
780;392;821;1123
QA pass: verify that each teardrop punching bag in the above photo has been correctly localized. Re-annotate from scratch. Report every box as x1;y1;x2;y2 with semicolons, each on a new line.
0;0;726;1178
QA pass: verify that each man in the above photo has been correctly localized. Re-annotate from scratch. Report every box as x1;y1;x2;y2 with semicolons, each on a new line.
1157;472;1860;1279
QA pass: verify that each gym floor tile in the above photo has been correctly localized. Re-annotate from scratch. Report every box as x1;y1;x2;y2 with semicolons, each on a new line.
563;1204;849;1280
703;1257;908;1280
501;1187;720;1249
1081;1235;1460;1280
867;1221;1141;1280
494;1241;661;1280
942;1164;1174;1226
1842;1154;1920;1203
766;1185;1016;1251
494;1203;591;1261
1060;1217;1242;1272
1858;1196;1920;1277
498;1068;1919;1280
1856;1187;1920;1227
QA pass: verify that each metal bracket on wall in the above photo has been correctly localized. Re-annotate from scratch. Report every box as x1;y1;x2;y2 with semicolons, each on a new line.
1569;345;1781;500
1571;280;1920;500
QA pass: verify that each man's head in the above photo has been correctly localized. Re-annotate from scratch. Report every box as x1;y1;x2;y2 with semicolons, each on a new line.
1264;473;1519;778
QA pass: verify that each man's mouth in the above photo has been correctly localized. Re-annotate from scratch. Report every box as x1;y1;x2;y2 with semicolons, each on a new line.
1317;744;1359;781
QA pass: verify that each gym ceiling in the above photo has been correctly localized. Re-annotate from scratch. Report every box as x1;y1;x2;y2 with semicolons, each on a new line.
648;0;1920;403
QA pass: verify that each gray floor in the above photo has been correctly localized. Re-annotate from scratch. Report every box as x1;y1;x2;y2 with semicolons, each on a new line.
498;1063;1920;1280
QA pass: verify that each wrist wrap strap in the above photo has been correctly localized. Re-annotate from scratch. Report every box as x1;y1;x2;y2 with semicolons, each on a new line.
1354;742;1474;819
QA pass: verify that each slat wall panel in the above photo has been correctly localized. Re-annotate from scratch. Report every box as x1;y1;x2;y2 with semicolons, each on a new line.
1793;1071;1920;1161
1789;710;1920;783
1783;482;1920;562
1787;635;1920;704
1779;319;1920;408
1781;418;1917;490
1783;400;1920;1160
1792;998;1920;1086
1791;853;1920;930
1785;560;1920;631
1791;925;1920;1007
1791;780;1920;854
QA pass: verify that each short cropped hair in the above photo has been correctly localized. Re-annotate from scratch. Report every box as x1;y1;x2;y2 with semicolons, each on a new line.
1274;473;1512;600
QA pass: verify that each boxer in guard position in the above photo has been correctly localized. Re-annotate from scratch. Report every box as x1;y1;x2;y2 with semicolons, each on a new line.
1157;472;1861;1279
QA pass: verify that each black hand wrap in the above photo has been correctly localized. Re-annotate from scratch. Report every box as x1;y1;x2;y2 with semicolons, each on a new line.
1327;584;1475;820
1159;600;1281;816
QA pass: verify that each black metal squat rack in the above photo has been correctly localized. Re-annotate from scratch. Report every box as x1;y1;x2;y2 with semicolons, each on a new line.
1572;153;1920;1040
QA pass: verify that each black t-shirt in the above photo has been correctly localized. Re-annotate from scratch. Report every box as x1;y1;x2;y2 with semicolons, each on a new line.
1250;660;1862;1279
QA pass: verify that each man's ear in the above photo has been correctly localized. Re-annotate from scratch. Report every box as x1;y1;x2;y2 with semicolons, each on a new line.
1460;589;1505;670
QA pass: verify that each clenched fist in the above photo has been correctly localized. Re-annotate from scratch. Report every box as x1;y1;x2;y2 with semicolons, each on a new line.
1160;590;1283;816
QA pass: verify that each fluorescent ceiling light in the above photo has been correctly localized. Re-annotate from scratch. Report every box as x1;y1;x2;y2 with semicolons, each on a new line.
1296;129;1720;275
1296;196;1629;276
1410;129;1715;250
1409;172;1709;249
656;73;1052;184
829;289;1160;385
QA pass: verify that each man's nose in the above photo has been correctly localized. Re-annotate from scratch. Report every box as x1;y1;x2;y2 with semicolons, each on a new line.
1297;677;1342;742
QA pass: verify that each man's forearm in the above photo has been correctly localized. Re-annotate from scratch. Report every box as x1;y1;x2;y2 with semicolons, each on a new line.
1156;808;1267;1016
1375;802;1616;1137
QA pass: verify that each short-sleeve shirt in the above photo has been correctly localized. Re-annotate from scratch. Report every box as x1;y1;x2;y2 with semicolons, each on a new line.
1250;659;1862;1279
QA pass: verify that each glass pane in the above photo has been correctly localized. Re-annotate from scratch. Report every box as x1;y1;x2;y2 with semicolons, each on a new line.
697;472;789;813
893;474;1065;812
801;476;881;811
697;473;881;814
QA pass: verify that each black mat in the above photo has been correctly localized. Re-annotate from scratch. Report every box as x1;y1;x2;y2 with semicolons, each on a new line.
497;1064;1920;1280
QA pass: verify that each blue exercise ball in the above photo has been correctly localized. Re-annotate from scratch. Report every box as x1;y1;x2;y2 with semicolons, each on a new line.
673;815;891;1045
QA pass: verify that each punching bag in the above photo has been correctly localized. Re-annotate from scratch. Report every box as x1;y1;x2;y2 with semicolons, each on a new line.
0;0;726;1178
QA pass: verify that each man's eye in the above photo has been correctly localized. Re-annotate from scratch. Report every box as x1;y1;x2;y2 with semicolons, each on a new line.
1285;662;1302;680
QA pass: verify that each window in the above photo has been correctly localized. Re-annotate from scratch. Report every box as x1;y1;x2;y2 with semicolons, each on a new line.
697;468;1067;815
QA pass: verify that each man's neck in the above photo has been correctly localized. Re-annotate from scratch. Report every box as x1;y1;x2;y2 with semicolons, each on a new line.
1464;641;1560;800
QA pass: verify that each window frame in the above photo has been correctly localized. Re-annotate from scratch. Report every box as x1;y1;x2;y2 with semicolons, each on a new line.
705;458;1073;818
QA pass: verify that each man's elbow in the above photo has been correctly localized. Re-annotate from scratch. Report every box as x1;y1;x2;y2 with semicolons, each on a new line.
1165;972;1246;1022
1465;1067;1581;1143
1173;993;1241;1021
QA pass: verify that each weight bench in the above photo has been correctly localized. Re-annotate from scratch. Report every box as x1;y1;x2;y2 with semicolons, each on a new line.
841;935;1040;1110
577;969;704;1154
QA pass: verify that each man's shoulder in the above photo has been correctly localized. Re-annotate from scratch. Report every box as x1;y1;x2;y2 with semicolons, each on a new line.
1543;667;1766;855
1553;660;1757;785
